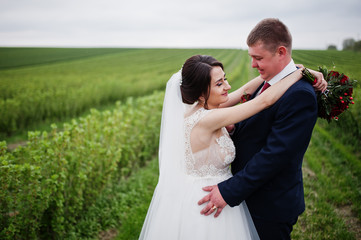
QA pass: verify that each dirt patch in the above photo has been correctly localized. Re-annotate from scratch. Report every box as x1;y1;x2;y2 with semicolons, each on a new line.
7;141;27;151
303;165;317;179
334;204;361;239
98;228;118;240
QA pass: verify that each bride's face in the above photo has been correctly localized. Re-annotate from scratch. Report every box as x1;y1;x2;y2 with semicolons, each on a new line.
206;66;231;109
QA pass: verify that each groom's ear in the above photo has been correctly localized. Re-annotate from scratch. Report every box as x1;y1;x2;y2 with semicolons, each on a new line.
277;46;288;57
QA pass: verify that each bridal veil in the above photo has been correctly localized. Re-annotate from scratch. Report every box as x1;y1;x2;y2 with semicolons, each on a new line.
139;70;188;238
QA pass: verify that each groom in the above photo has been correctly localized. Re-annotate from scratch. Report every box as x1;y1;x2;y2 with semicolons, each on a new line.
198;18;318;239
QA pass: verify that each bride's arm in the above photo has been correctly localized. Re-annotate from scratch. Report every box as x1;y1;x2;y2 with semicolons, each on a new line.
201;68;304;131
219;75;264;108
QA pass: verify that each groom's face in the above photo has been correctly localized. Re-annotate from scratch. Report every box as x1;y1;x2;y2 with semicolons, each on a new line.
248;42;283;81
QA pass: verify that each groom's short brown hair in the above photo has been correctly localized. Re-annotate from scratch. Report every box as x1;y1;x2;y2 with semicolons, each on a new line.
247;18;292;54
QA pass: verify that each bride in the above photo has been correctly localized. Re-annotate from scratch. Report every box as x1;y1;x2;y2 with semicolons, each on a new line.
139;55;325;239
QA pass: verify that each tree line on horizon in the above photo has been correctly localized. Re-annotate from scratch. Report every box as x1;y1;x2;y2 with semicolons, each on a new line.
327;37;361;51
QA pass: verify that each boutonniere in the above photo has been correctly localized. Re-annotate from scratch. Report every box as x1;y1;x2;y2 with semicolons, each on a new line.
240;92;251;103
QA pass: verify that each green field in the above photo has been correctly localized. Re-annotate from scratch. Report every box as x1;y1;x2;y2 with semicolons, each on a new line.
0;48;360;239
0;48;249;139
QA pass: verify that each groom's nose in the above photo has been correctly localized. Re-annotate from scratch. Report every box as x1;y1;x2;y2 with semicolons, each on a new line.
251;58;258;68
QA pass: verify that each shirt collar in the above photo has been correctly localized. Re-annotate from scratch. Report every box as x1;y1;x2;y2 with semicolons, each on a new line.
267;59;297;86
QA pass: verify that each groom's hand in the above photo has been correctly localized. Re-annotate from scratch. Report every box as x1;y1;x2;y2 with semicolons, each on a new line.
198;185;227;218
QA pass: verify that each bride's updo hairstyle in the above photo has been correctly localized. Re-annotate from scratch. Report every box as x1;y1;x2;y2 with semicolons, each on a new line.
181;55;224;109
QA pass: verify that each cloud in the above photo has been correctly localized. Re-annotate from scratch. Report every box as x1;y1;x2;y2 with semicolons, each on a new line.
0;0;360;49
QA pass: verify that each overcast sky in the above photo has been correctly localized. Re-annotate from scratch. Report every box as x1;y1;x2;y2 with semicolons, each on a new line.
1;0;360;50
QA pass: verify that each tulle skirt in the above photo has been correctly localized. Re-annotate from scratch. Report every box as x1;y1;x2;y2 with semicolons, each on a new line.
139;174;259;240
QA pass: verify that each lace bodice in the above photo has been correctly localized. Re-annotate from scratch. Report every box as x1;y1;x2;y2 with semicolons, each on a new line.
184;107;235;177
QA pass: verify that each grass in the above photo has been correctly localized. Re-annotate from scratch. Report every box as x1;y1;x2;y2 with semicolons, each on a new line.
0;47;131;70
69;156;159;240
292;121;361;239
113;158;159;240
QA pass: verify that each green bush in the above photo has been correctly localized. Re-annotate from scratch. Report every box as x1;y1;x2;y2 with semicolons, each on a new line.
0;91;163;239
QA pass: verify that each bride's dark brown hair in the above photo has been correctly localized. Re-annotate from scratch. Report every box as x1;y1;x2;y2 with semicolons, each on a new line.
180;55;224;109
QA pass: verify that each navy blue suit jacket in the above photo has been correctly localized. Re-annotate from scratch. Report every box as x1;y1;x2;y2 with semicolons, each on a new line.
218;78;317;222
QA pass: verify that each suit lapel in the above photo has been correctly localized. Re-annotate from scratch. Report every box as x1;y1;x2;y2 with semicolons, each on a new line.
250;82;265;100
236;82;265;131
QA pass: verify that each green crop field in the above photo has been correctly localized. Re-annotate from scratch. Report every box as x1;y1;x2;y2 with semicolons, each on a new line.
0;48;360;239
0;48;249;139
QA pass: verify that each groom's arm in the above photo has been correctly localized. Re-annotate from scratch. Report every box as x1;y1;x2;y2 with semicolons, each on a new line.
218;86;317;207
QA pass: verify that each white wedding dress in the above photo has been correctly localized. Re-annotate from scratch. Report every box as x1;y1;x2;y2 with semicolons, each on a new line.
139;104;259;239
139;71;259;240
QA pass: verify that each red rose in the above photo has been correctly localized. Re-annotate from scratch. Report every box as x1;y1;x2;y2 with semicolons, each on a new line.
340;75;349;84
329;71;340;78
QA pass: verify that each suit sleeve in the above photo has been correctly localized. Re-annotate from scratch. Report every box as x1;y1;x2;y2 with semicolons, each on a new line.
218;88;317;207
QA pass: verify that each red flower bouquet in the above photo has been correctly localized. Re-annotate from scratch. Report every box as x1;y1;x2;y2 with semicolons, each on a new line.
302;67;357;122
